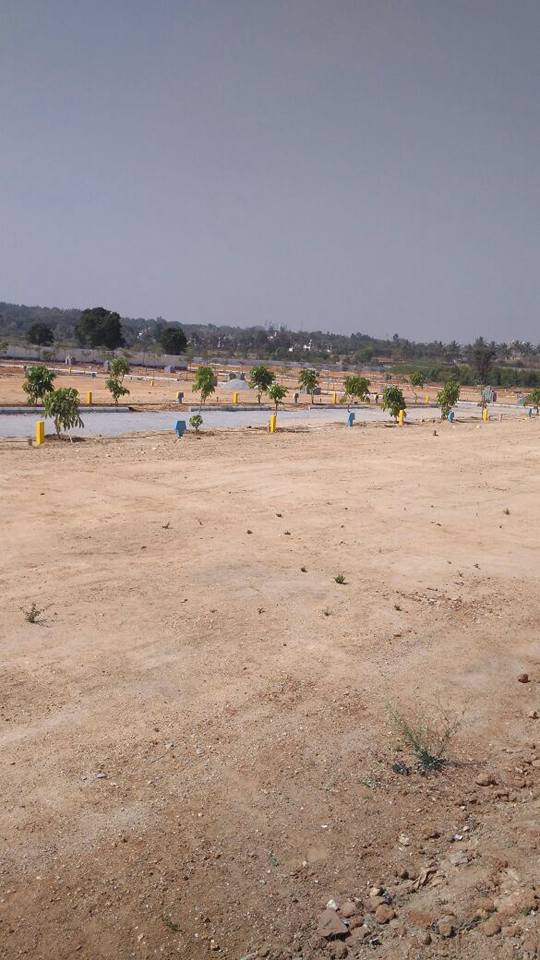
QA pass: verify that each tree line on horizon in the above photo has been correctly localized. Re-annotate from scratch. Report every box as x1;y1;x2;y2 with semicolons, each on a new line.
1;300;540;386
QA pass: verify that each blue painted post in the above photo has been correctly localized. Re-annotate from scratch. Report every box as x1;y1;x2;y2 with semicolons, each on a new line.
448;410;454;422
347;411;355;428
175;420;187;438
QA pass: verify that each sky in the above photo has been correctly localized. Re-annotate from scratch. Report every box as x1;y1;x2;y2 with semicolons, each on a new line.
1;1;539;342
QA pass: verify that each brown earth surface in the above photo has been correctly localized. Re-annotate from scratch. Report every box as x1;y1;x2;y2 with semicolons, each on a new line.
0;361;520;409
1;417;539;960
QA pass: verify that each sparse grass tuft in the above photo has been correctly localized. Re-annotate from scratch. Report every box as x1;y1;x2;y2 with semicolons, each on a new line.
503;508;510;515
22;602;45;624
334;574;346;584
389;704;461;772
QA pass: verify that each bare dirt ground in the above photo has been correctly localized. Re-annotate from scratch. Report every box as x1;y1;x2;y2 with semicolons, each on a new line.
0;361;517;410
1;418;539;960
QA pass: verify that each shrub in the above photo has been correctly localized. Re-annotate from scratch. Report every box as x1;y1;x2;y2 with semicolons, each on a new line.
43;388;84;438
389;705;461;772
193;366;217;406
410;370;425;399
436;379;460;419
525;388;540;413
249;365;275;403
343;375;370;405
22;365;56;405
382;385;406;420
268;382;288;414
298;368;320;403
106;356;130;404
189;413;203;433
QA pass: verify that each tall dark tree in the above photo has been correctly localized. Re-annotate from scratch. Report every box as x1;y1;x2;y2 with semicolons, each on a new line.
468;337;497;384
76;307;124;349
159;326;187;355
27;322;54;346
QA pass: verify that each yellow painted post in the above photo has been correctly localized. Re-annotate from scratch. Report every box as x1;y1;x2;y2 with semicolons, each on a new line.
233;391;239;404
332;391;337;404
425;394;429;404
34;420;45;446
398;409;405;426
269;414;277;433
86;391;93;405
151;379;154;387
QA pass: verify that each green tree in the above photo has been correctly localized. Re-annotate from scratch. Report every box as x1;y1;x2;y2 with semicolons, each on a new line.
189;413;203;433
436;379;460;419
159;326;187;355
298;368;319;403
468;337;496;385
193;365;217;407
27;322;54;346
43;388;84;438
105;356;130;405
382;385;406;421
22;365;56;404
343;374;370;405
409;370;425;400
76;307;124;349
525;388;540;413
268;382;288;414
249;364;275;404
110;356;129;379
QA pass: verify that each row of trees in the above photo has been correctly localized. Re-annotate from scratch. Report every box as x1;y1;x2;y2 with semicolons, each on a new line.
4;300;538;372
22;357;133;437
23;308;188;355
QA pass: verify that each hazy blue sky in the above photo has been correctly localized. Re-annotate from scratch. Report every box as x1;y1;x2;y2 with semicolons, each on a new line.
1;1;539;341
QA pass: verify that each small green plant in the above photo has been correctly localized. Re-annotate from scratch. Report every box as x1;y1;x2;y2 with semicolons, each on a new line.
249;364;275;404
334;573;346;584
389;705;461;772
409;370;426;400
525;388;540;413
189;413;203;433
22;602;45;623
43;387;84;438
22;365;56;404
105;357;130;405
382;385;406;421
268;382;288;415
193;365;217;407
436;379;460;419
105;376;129;404
298;368;320;403
162;913;180;932
343;374;370;406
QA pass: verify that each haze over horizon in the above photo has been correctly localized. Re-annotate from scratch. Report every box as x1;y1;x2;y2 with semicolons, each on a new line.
1;1;539;342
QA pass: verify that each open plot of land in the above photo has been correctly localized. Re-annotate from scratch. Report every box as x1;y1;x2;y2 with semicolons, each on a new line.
1;418;539;960
0;361;523;411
